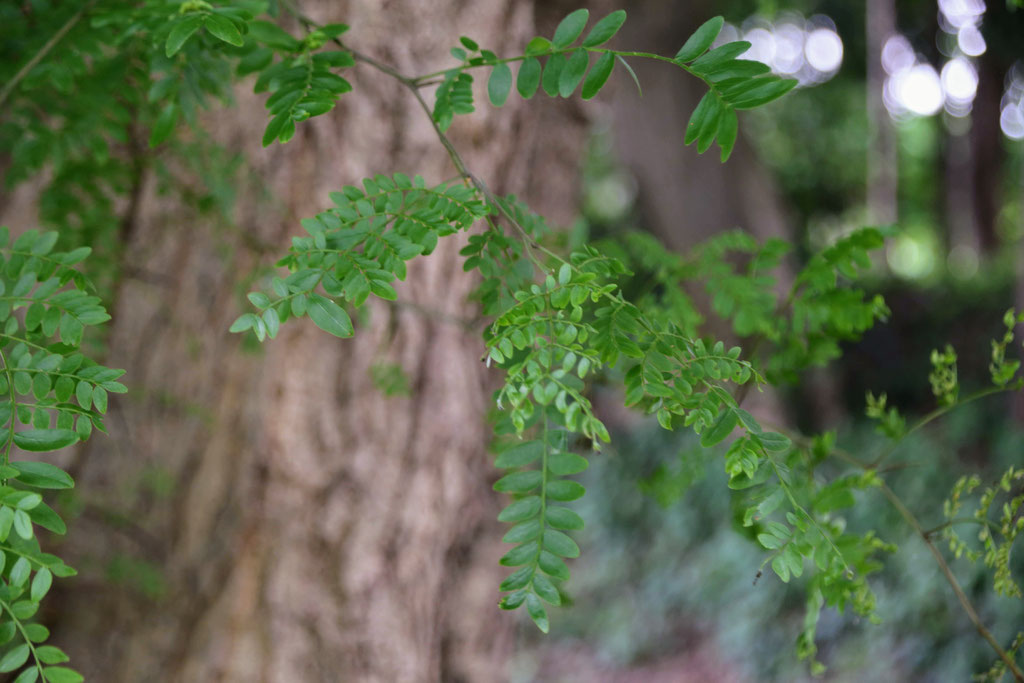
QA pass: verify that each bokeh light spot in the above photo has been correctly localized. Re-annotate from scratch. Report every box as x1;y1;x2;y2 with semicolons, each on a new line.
804;28;843;73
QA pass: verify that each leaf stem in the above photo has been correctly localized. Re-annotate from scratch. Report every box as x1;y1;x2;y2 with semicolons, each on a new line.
0;347;16;483
0;595;45;679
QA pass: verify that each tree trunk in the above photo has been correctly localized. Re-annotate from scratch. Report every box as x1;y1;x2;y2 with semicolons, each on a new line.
866;0;898;226
611;0;791;250
46;2;585;681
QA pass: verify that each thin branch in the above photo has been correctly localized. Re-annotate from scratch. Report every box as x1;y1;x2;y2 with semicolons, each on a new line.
877;482;1023;681
0;0;97;111
776;423;1023;680
869;386;1007;468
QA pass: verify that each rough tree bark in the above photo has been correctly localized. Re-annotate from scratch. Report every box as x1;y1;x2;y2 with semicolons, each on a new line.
40;2;585;681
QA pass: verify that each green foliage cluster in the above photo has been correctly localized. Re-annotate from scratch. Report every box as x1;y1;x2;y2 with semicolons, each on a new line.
2;2;1022;681
0;229;121;683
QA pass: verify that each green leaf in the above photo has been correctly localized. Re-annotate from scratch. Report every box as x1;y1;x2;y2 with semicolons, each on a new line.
0;507;12;542
31;568;52;602
772;554;791;582
13;373;31;396
75;381;91;410
756;431;792;453
262;114;289;147
705;59;771;82
205;14;244;46
674;16;723;62
700;409;737;447
41;668;83;683
320;23;350;38
499;566;533;591
12;666;38;683
493;471;542;493
543;529;580;558
717;106;738;162
54;376;74;403
499;541;538;566
149;103;179;147
552;9;589;47
581;51;614;100
499;589;527;609
545;506;584;530
29;502;67;535
13;508;32;539
558;49;589;97
229;313;259;333
32;372;50;400
165;15;203;57
696;94;722;153
22;623;47;643
307;294;354;338
13;461;74;490
525;593;549;633
541;54;566;97
532;574;561;605
730;78;798;109
75;415;92;442
9;602;36;620
92;386;108;414
247;20;300;50
546;480;585;501
487;63;513;106
517;58;541;99
247;292;271;309
502;519;541;543
581;10;626;47
13;429;78;452
497;496;541;522
0;644;29;673
495;441;543;468
524;37;551;56
35;646;69;665
538;550;570;580
262;308;280;339
8;557;29;587
547;452;588;475
5;491;41;510
58;315;83;346
684;92;715;146
690;42;752;74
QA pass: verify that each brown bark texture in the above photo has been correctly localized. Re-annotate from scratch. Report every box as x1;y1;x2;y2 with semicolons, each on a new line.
20;2;585;681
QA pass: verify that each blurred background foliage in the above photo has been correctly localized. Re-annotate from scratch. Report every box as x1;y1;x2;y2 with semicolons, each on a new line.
513;0;1024;680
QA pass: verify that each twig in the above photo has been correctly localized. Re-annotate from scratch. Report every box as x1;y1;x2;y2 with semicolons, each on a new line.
781;427;1023;681
877;482;1023;681
0;0;97;111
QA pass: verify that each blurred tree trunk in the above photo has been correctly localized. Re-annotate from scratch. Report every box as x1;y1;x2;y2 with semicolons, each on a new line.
44;2;586;681
866;0;897;226
611;0;791;249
